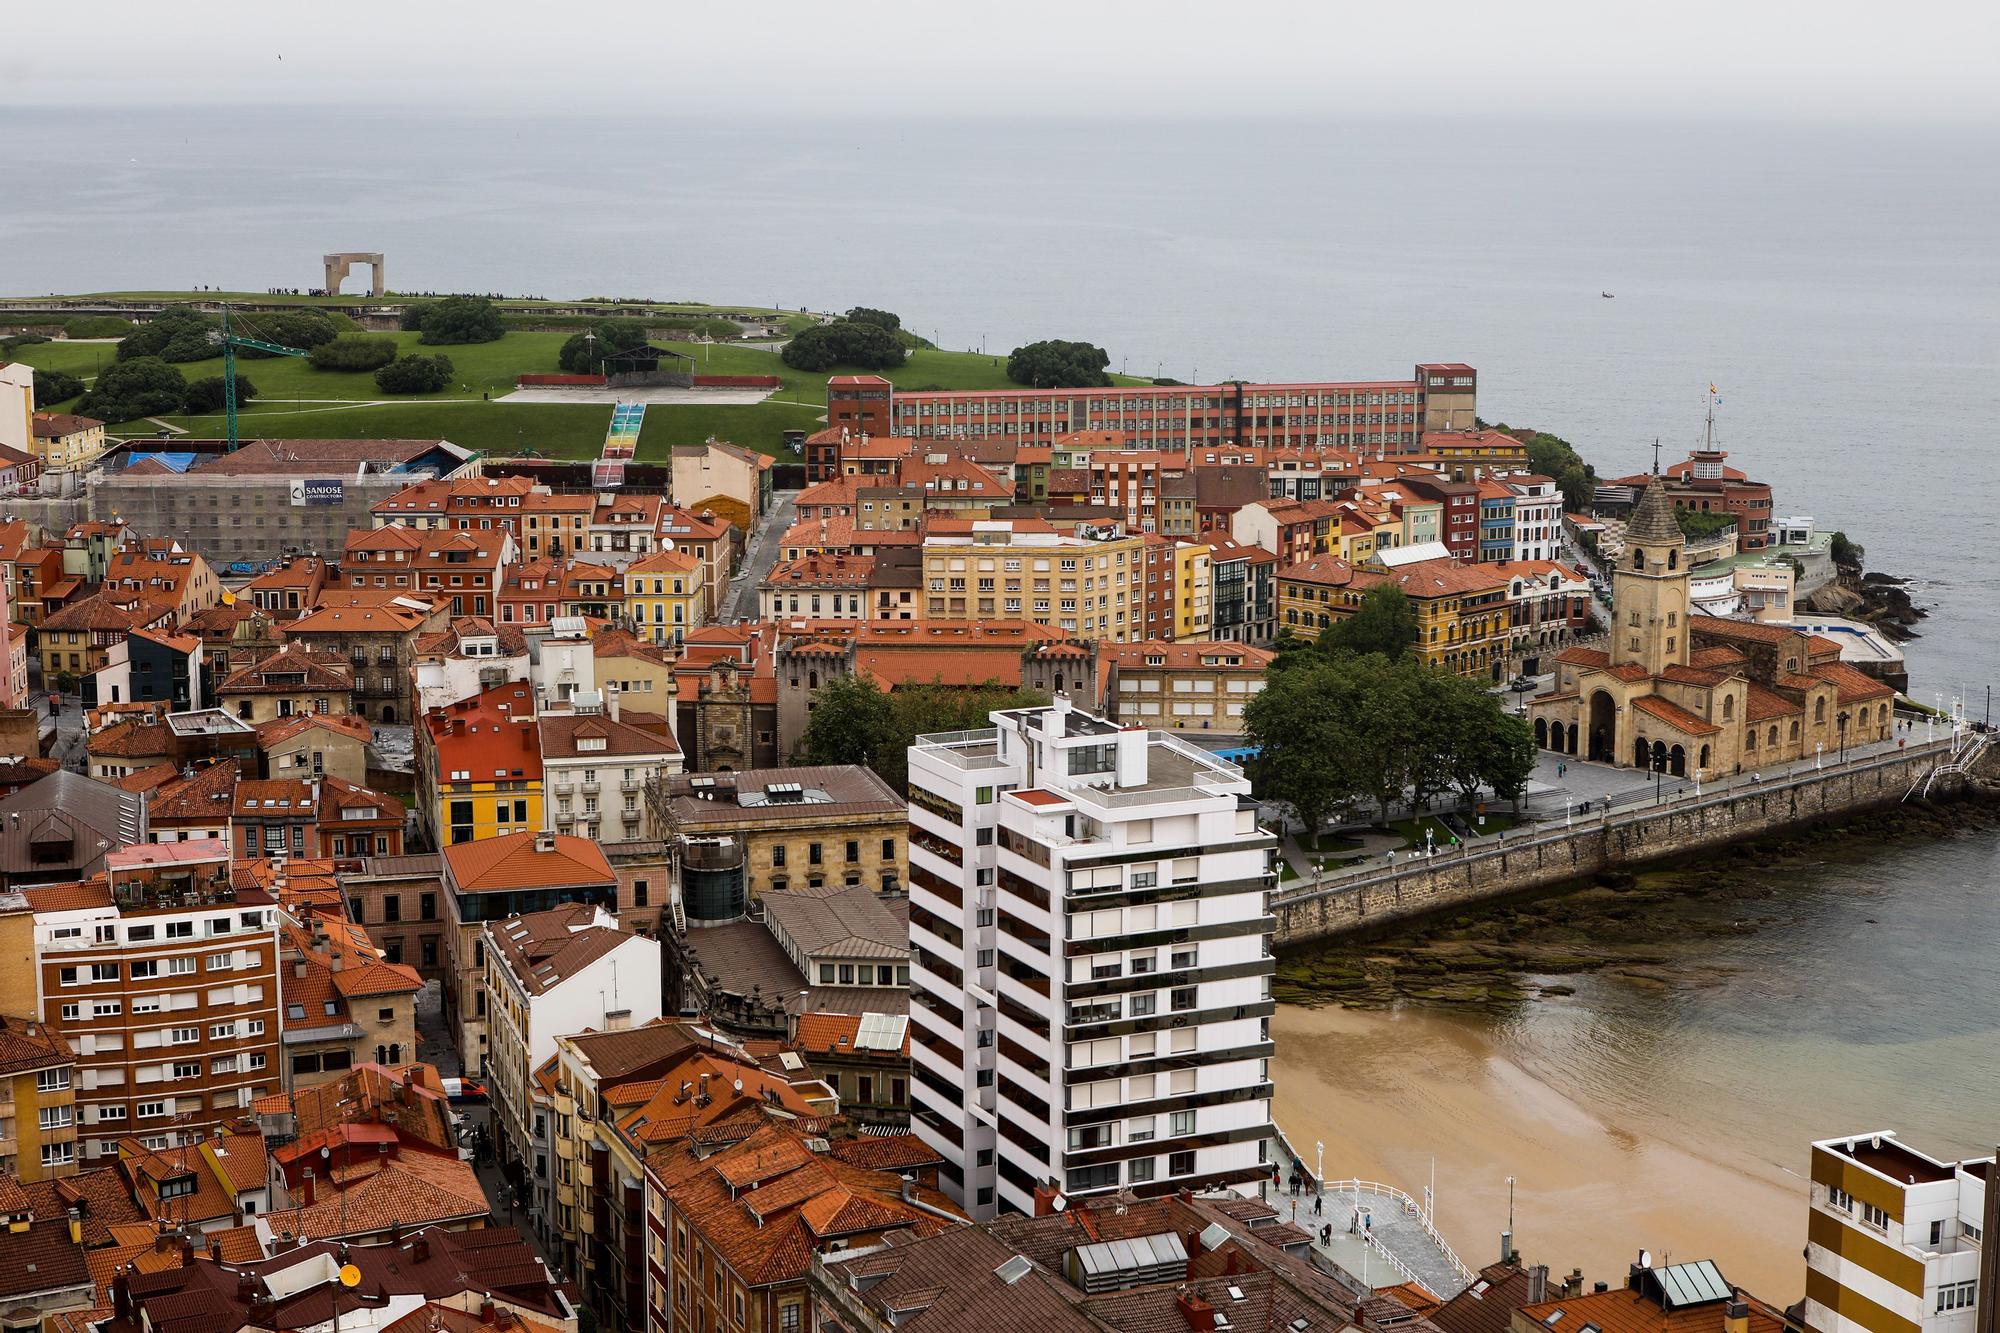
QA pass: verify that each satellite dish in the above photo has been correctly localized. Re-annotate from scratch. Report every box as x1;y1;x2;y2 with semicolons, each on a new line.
338;1264;362;1288
1051;1193;1068;1212
1638;1250;1652;1270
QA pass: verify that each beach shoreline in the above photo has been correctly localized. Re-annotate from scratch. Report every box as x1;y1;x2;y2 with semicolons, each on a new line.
1271;1002;1809;1301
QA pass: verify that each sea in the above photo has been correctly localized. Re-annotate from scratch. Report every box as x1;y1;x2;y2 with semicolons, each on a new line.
4;106;1998;1273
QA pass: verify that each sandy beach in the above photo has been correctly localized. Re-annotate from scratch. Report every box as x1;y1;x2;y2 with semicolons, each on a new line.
1271;1003;1809;1301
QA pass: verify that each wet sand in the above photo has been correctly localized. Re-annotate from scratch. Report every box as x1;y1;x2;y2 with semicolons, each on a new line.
1271;1004;1807;1301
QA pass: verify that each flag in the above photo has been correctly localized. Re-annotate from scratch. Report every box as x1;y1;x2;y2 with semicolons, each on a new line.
1709;382;1719;395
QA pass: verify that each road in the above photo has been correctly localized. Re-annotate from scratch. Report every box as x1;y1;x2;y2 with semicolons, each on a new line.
721;487;799;621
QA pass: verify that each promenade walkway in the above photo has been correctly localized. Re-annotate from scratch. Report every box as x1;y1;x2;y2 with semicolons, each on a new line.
1266;1132;1474;1299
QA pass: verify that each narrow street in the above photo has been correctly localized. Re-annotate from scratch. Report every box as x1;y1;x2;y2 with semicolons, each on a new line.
720;487;798;621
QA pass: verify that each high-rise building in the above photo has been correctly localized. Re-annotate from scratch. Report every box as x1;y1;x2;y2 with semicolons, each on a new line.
1804;1132;1994;1333
905;698;1276;1220
26;839;282;1163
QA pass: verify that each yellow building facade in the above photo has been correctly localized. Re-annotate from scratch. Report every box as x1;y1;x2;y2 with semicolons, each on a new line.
622;550;704;650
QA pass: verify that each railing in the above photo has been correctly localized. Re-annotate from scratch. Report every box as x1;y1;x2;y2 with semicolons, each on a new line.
1322;1178;1476;1287
1275;735;1956;911
913;728;1007;770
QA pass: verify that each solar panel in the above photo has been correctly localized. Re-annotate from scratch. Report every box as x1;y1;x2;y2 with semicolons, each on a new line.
854;1014;909;1052
995;1255;1033;1285
1657;1260;1732;1308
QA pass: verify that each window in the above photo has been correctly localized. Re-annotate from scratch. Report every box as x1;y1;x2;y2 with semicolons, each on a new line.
1128;1157;1156;1184
1170;986;1197;1011
41;1141;75;1168
170;1026;200;1044
1859;1200;1890;1230
138;1100;169;1119
36;1068;70;1092
1168;1150;1196;1177
1170;1110;1196;1136
1937;1282;1976;1313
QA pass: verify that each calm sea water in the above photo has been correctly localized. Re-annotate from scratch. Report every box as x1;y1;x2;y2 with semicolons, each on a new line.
4;106;1997;1160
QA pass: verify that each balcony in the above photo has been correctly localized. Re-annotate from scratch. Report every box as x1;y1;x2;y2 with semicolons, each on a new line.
581;781;601;796
619;779;642;793
551;780;576;796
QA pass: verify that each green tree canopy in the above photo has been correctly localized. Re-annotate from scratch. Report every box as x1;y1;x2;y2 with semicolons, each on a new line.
557;321;652;374
1516;428;1598;514
843;307;902;333
1006;339;1111;388
413;296;505;345
307;333;399;372
77;357;188;423
374;353;454;394
1675;508;1736;540
1246;653;1539;830
781;320;909;373
234;311;338;357
797;674;1046;790
32;370;85;409
182;374;256;415
1324;584;1419;660
117;308;218;363
1829;531;1864;569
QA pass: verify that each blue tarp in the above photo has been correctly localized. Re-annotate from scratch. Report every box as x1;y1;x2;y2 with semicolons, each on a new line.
124;451;197;473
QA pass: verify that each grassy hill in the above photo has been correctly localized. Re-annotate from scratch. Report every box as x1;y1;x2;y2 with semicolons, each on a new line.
5;301;1154;459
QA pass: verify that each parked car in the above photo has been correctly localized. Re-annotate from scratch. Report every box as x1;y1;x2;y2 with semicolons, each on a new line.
441;1076;487;1104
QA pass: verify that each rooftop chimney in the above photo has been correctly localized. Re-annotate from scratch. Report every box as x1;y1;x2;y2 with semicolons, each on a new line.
1031;1182;1062;1217
605;683;620;724
1527;1265;1549;1305
112;1270;132;1320
1175;1291;1217;1333
66;1207;81;1246
1563;1270;1585;1299
411;1233;431;1263
1725;1295;1750;1333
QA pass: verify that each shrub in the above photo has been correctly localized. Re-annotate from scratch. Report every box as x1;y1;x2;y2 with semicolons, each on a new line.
78;357;188;422
117;308;218;363
309;334;399;372
780;319;907;372
32;370;86;408
0;332;50;353
415;296;504;345
374;353;454;394
1006;339;1111;388
236;311;337;356
182;375;256;415
557;321;651;374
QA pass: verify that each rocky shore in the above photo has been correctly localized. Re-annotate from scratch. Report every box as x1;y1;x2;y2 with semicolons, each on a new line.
1275;792;2000;1012
1806;567;1928;642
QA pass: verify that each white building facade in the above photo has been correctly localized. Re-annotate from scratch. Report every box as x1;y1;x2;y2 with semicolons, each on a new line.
1508;475;1565;562
905;698;1276;1220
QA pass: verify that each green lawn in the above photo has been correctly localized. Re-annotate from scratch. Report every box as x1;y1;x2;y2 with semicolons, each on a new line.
1388;813;1519;850
8;317;1155;458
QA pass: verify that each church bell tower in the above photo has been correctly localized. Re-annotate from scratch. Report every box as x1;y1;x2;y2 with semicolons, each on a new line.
1610;476;1691;677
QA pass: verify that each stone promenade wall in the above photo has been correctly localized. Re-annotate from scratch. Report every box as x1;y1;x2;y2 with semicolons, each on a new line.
1273;742;1955;949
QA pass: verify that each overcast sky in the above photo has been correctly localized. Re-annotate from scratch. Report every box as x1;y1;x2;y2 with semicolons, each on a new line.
4;0;1995;123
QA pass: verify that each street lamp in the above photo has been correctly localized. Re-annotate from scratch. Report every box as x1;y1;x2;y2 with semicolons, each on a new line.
1815;742;1823;770
1838;710;1850;762
1315;1140;1324;1191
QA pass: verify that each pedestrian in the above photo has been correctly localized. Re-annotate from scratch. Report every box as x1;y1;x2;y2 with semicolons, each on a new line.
1313;1194;1323;1216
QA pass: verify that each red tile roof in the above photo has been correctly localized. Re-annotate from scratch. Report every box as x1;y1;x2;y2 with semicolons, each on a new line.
443;830;614;893
1631;695;1721;737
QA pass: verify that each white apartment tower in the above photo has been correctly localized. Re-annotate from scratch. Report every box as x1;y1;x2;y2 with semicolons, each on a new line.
1805;1131;1995;1333
905;697;1276;1220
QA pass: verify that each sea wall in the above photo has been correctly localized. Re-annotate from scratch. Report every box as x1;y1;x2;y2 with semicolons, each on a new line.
1273;741;1961;948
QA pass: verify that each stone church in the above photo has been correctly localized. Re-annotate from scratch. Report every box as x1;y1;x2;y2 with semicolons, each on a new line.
1530;476;1895;777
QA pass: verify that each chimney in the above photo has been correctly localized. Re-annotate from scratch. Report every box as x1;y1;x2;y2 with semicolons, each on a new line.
113;1269;132;1320
479;1300;497;1325
605;683;620;723
899;1176;915;1204
66;1207;81;1246
236;1273;257;1303
411;1234;431;1263
293;959;308;978
1564;1270;1585;1299
1175;1291;1217;1333
535;831;556;853
207;1236;222;1263
1031;1182;1062;1217
179;1233;195;1265
1725;1297;1750;1333
1527;1265;1549;1305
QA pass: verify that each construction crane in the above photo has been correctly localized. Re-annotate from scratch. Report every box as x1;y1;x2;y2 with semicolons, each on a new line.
212;306;307;450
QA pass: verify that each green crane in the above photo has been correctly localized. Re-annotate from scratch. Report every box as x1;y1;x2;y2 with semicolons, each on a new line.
214;306;307;450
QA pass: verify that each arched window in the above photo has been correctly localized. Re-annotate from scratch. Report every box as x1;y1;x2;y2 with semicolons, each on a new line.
1769;725;1779;746
1815;698;1826;723
1789;721;1800;741
1747;730;1757;751
1667;551;1678;570
1666;612;1677;627
1879;704;1889;725
1631;549;1645;570
1722;695;1734;721
1629;611;1641;627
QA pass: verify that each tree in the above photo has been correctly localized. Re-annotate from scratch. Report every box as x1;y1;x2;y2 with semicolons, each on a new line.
1519;429;1598;514
1324;584;1418;660
415;296;505;345
1675;508;1736;540
374;353;454;394
182;374;256;415
116;308;219;363
796;674;1045;791
557;321;651;374
1243;659;1362;838
235;311;337;357
32;370;85;408
780;320;908;372
797;674;896;771
843;307;902;333
1006;339;1111;389
307;333;399;372
77;357;188;422
399;302;433;332
1431;671;1536;806
1829;530;1865;570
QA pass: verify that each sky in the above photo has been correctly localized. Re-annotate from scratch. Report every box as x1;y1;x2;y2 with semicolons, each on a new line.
3;0;1996;124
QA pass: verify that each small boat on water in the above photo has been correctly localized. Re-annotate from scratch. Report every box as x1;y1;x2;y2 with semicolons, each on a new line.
1601;291;1615;299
